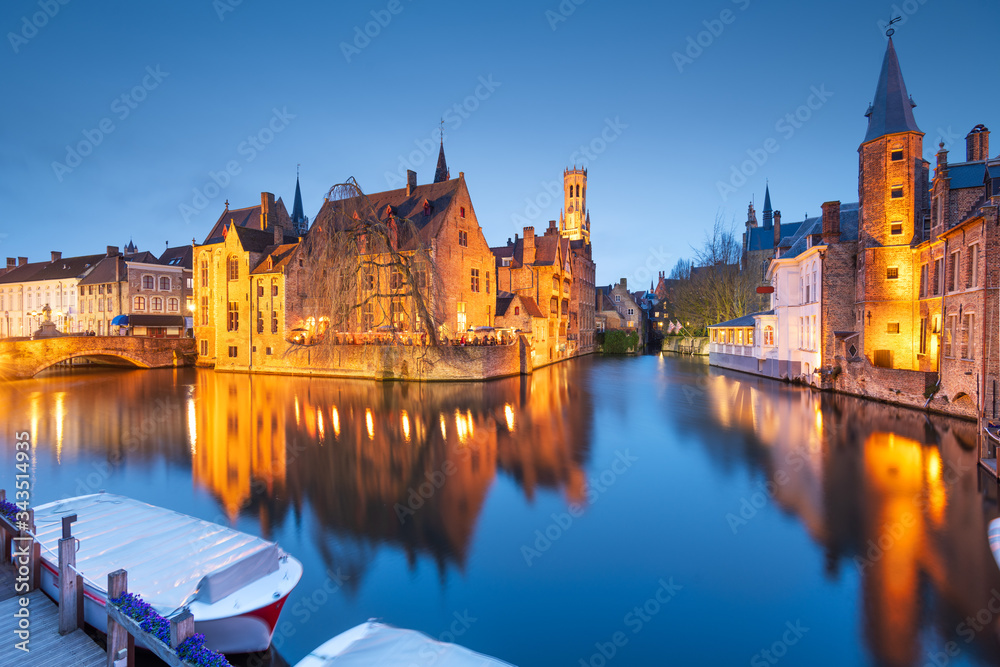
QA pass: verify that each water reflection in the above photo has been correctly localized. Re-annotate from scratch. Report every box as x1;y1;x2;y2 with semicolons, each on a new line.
697;367;1000;667
189;363;592;582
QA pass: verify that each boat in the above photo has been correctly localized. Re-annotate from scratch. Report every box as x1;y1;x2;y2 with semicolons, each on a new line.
295;620;516;666
32;492;302;654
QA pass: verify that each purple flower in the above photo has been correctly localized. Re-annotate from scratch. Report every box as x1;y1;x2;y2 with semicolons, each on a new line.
0;500;19;523
110;593;231;667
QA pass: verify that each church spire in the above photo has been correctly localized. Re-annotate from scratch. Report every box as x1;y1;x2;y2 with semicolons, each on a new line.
291;165;309;235
762;183;773;228
434;120;450;183
863;37;921;144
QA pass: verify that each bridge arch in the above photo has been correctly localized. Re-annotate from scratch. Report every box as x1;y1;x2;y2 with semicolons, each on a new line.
31;350;153;377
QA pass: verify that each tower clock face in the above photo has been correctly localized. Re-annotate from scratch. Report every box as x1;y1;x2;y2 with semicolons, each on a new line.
568;205;574;214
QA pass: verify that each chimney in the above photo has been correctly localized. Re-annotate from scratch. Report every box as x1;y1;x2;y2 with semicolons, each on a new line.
546;219;558;235
773;210;782;248
6;258;15;270
522;227;536;265
406;170;417;196
966;124;990;162
821;201;840;243
50;251;62;262
619;277;628;290
260;192;276;229
18;257;27;267
274;218;283;245
106;246;119;257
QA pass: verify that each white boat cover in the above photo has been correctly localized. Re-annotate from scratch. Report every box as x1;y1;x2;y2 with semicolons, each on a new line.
298;620;516;666
33;493;281;615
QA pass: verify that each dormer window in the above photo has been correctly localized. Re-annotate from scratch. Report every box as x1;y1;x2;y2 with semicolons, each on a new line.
460;207;466;219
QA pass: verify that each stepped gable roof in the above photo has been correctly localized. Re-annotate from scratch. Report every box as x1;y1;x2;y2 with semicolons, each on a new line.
159;246;193;269
313;178;461;252
250;243;300;275
0;260;50;284
78;255;127;286
491;233;569;269
710;310;774;328
864;38;921;143
203;198;293;245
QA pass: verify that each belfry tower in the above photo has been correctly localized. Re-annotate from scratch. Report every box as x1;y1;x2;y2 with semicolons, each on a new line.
560;167;590;244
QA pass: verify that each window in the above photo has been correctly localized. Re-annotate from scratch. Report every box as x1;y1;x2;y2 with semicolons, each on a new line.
187;278;193;289
390;298;407;329
272;282;279;297
200;260;209;287
887;322;900;334
257;312;264;334
763;325;774;346
944;315;956;357
458;230;468;247
502;257;511;267
98;298;104;312
886;267;899;280
227;302;239;332
890;223;903;236
615;295;621;303
151;297;163;312
200;296;209;325
266;347;273;355
949;251;961;292
364;270;375;290
891;150;904;161
228;346;237;358
970;244;980;287
962;314;974;359
470;268;480;293
363;302;374;330
98;284;104;294
933;258;943;295
107;297;113;311
737;329;743;346
456;302;467;331
200;340;208;356
159;276;170;291
891;187;904;199
919;318;927;354
486;272;491;295
747;328;754;346
168;298;178;312
258;284;264;298
799;317;803;348
416;270;427;289
919;264;928;297
142;275;154;290
627;308;635;316
514;306;520;316
460;207;466;219
228;257;239;281
271;311;278;334
134;296;146;311
390;271;404;290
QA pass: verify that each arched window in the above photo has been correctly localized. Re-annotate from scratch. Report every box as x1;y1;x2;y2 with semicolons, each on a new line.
151;297;163;312
134;296;146;311
159;276;171;291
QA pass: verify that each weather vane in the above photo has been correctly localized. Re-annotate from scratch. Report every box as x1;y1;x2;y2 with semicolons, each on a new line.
885;15;902;37
439;117;445;143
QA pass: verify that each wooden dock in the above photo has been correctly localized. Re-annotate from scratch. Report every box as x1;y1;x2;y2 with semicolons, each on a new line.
0;565;106;666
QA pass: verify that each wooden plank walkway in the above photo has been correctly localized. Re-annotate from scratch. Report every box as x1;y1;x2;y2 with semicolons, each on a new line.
0;565;106;666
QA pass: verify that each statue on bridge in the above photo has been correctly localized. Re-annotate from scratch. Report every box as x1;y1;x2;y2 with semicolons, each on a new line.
31;303;64;340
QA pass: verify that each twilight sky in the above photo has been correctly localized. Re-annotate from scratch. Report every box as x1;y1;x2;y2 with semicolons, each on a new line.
1;0;997;288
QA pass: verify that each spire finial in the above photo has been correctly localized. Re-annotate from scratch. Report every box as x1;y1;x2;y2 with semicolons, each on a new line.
885;15;902;37
297;163;300;178
224;199;229;210
440;118;445;144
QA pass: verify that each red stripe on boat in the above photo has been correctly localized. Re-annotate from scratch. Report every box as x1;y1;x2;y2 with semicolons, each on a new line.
242;594;289;635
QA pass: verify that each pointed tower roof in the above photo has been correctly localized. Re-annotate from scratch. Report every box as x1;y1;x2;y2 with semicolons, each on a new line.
292;174;305;223
762;184;773;228
863;38;921;144
434;137;450;183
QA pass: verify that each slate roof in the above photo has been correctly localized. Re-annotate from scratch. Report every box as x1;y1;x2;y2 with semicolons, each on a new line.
710;310;774;328
250;243;300;275
434;141;449;184
159;246;193;269
778;203;860;260
496;292;515;317
945;160;1000;189
746;222;804;252
864;38;921;143
124;251;160;265
490;231;570;269
0;253;104;285
313;178;463;252
292;176;306;223
0;261;48;284
78;255;126;285
203;197;293;244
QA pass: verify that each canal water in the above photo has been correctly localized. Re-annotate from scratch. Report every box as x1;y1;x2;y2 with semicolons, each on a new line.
2;354;1000;666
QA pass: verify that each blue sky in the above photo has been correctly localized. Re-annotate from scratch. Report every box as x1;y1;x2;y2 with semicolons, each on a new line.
1;0;997;287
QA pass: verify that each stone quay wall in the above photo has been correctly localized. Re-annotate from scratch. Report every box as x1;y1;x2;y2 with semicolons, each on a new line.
212;337;529;382
661;336;709;356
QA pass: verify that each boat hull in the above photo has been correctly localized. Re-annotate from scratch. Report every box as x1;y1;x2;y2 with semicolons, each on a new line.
39;558;293;654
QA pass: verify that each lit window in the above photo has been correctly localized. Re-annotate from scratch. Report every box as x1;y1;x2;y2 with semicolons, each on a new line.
887;322;900;334
890;223;903;235
886;267;899;280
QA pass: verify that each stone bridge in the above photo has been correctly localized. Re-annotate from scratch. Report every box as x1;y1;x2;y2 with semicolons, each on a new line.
0;336;197;380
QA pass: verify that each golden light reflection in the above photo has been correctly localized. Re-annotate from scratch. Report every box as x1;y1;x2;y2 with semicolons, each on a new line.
440;413;447;440
504;403;515;432
187;397;198;455
925;447;946;525
401;411;411;442
365;408;375;440
54;392;65;463
294;397;301;425
332;407;341;438
455;409;470;444
318;410;325;441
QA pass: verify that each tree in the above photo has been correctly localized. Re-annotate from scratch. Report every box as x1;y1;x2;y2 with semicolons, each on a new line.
294;178;444;347
671;215;758;334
